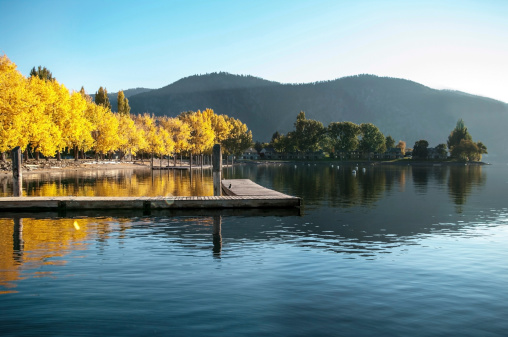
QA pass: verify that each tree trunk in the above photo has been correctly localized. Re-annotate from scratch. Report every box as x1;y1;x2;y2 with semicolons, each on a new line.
35;151;40;161
57;150;61;161
1;152;6;162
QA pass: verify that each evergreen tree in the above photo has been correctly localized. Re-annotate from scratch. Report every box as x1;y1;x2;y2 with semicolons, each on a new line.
79;86;92;102
29;66;54;81
117;90;131;116
95;86;111;110
447;119;472;151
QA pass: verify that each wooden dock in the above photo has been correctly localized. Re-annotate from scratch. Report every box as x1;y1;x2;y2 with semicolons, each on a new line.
222;179;290;198
0;179;301;212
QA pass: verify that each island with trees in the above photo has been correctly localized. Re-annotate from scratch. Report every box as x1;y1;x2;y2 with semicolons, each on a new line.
248;112;487;164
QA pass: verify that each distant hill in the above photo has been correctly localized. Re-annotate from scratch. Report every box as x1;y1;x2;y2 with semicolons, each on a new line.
122;72;508;158
92;87;154;112
121;87;154;97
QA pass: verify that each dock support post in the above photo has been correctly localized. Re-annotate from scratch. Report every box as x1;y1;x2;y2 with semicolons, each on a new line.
12;146;22;197
212;144;222;196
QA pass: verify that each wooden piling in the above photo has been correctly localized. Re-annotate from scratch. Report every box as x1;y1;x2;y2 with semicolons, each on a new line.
12;146;22;197
212;144;222;196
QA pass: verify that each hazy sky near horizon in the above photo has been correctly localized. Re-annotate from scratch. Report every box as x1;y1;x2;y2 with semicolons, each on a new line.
1;0;507;103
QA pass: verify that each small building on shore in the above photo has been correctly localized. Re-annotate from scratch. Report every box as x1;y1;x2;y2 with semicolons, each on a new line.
240;148;260;160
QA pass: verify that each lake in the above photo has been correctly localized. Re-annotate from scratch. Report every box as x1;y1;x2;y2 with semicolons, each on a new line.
1;162;507;336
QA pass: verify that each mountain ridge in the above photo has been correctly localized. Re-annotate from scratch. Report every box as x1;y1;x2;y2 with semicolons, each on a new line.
110;72;508;158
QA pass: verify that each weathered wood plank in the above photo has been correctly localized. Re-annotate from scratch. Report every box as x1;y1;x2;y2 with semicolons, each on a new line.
0;179;301;212
222;179;290;198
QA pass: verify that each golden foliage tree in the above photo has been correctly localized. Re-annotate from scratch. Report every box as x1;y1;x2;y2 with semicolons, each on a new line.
159;117;191;165
25;76;62;158
93;106;120;157
116;114;146;160
222;116;253;157
179;110;215;156
0;55;30;154
136;113;164;163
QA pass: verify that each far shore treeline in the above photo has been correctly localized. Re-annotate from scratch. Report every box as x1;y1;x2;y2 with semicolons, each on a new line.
0;55;252;162
260;112;487;162
1;54;487;163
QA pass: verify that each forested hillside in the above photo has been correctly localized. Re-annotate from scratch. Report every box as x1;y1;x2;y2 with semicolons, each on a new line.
120;73;508;158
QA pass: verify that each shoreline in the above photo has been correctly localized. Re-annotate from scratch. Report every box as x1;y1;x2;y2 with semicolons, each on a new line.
0;158;489;176
0;159;153;175
238;159;489;166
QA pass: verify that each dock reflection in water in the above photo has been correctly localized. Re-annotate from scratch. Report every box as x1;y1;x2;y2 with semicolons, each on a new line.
0;168;214;197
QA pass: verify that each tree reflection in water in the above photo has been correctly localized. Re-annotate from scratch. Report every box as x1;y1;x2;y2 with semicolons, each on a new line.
448;165;486;208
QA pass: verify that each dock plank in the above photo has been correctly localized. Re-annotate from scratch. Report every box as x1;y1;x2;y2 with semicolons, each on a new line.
0;180;301;212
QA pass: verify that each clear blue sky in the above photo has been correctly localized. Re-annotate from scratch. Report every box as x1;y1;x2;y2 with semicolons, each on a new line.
1;0;507;103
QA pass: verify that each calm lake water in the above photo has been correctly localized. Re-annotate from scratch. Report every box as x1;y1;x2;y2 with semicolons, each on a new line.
1;162;507;336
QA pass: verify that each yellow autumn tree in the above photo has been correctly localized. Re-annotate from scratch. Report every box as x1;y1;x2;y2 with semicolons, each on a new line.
222;116;253;158
206;109;233;145
116;114;146;160
136;113;164;164
67;92;95;158
159;117;191;166
179;110;215;159
93;105;120;158
0;55;30;156
43;81;94;160
25;76;62;158
157;123;173;167
156;116;177;165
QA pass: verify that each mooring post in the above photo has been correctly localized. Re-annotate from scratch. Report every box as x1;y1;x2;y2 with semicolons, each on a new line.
212;144;222;196
12;146;22;197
